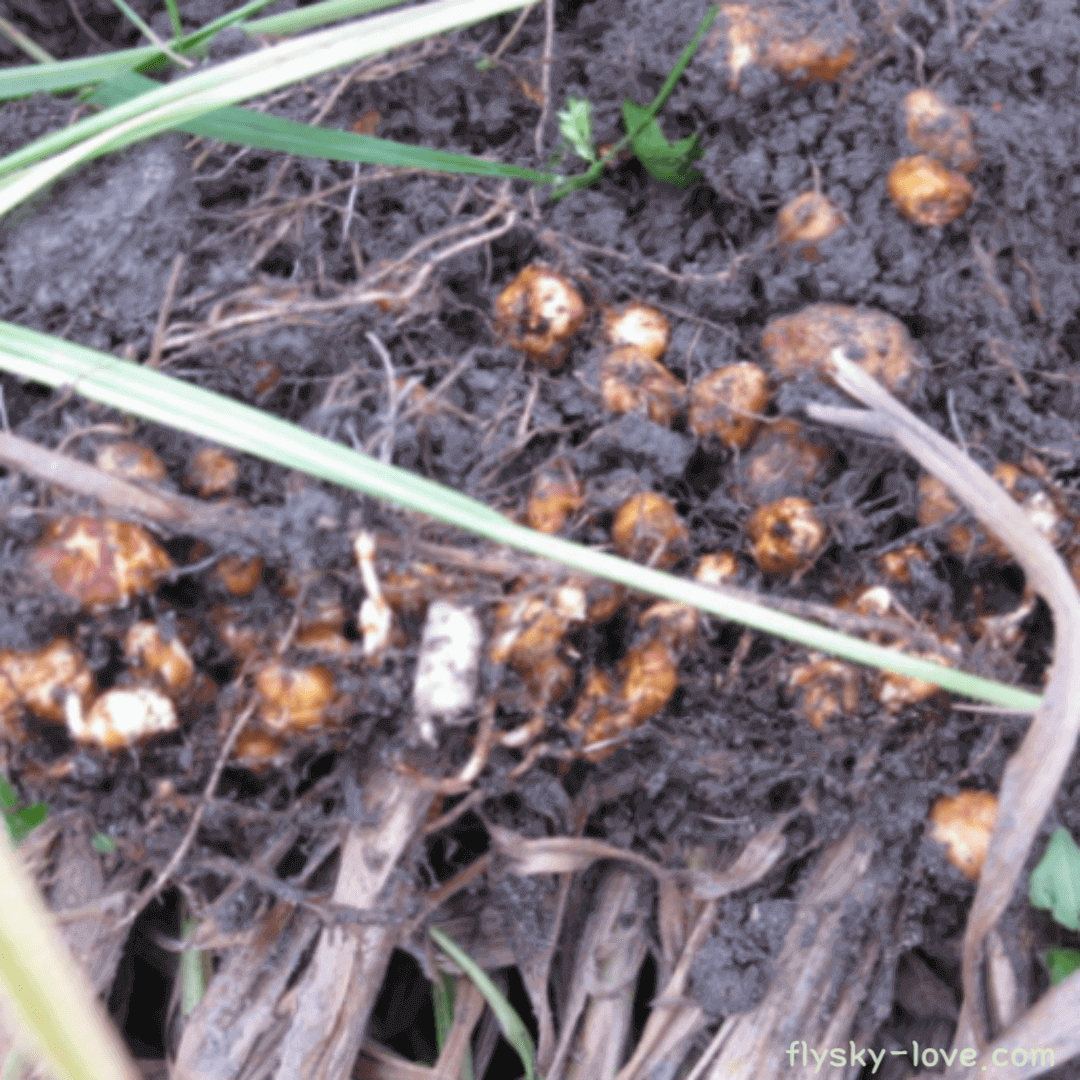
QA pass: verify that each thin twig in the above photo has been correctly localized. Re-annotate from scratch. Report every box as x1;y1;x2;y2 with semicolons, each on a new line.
63;0;107;48
534;0;556;162
148;252;186;369
486;2;534;67
369;332;399;465
118;700;257;928
962;0;1017;50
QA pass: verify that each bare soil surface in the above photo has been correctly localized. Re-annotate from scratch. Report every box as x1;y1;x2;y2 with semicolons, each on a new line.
2;0;1080;1077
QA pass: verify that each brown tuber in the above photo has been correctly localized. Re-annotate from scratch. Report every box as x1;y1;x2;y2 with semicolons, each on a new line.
747;496;827;575
95;441;167;483
789;655;860;730
0;640;95;729
688;363;771;449
776;191;846;257
761;303;920;396
254;663;338;733
490;586;586;704
717;4;857;89
917;464;1066;559
67;686;178;750
739;418;832;503
31;515;173;610
565;639;680;759
928;790;997;880
902;88;977;173
695;550;740;587
494;264;587;368
186;446;240;498
215;555;265;596
601;302;671;360
527;462;583;535
612;493;689;568
878;543;930;585
888;155;974;227
601;346;686;425
124;622;195;694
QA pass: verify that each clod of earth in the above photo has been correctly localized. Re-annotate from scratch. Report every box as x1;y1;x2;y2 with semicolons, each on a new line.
493;263;587;368
887;154;975;227
928;790;999;881
601;345;686;425
902;88;978;173
611;492;690;568
31;515;173;610
746;496;827;576
761;303;920;396
688;362;771;449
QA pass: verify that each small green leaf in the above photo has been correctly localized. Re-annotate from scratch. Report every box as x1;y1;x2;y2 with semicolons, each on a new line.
430;926;538;1080
4;803;47;846
1044;947;1080;986
557;96;598;164
91;832;117;854
621;99;703;189
0;778;15;810
1029;828;1080;931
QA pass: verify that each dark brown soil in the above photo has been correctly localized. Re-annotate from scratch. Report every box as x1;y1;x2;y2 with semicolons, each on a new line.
2;0;1080;1076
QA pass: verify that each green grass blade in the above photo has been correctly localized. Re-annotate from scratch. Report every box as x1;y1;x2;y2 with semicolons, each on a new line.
0;15;54;63
179;915;207;1016
0;319;1044;713
430;927;538;1080
432;972;456;1052
245;0;416;37
0;0;278;100
86;71;555;180
0;0;536;213
0;829;140;1080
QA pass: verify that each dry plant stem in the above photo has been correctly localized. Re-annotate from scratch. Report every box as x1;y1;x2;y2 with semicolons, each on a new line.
148;252;186;368
0;429;259;535
119;700;257;930
809;348;1080;1056
262;765;434;1079
534;0;555;160
162;196;518;354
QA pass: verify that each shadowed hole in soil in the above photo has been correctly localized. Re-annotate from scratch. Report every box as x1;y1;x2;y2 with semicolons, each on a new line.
109;888;181;1060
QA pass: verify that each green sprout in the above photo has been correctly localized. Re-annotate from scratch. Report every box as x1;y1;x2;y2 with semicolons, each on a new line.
430;926;538;1080
1029;828;1080;984
557;96;598;164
